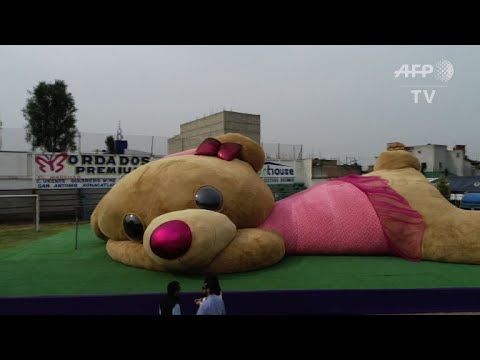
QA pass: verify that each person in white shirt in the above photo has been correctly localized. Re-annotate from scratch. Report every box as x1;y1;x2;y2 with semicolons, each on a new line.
196;275;225;315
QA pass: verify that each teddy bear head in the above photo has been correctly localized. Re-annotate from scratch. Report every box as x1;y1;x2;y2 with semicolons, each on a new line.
91;133;279;273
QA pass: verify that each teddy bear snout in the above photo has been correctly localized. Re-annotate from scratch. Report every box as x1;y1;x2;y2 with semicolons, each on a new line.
149;220;192;260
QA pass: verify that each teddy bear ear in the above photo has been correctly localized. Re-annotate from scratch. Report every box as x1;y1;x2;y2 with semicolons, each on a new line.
214;133;265;173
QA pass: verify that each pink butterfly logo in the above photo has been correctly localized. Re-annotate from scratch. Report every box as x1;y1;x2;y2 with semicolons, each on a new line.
35;153;68;173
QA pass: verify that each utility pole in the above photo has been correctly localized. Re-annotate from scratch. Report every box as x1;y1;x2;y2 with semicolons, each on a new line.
0;114;3;151
77;130;82;154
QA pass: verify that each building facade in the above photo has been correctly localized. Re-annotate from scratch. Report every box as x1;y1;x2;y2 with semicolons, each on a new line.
168;111;260;154
405;144;479;176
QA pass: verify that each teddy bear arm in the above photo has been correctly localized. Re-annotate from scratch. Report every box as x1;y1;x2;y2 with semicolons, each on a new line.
106;239;166;271
202;228;285;273
91;207;108;241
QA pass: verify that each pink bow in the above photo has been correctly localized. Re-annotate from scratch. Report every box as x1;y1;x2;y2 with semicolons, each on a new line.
194;138;242;161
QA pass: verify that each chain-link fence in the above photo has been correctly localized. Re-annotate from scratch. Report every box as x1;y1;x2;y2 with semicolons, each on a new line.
78;131;168;156
168;133;304;160
261;143;303;160
1;128;305;160
0;128;169;156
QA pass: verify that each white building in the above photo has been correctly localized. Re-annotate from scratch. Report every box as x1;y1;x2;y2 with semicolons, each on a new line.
406;144;480;176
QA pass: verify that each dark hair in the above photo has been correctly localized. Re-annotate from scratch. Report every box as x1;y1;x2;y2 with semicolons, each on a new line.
204;275;221;295
167;281;180;296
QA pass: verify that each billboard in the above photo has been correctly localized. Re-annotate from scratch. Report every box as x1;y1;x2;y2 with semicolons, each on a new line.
34;154;297;189
34;153;151;189
259;161;295;184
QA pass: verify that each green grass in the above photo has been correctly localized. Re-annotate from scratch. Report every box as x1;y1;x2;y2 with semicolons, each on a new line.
0;222;86;252
3;224;480;297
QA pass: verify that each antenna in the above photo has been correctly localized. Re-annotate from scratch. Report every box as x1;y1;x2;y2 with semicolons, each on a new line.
116;121;124;140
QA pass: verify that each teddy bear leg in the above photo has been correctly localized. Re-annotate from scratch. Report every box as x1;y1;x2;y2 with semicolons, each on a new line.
368;167;480;264
421;209;480;264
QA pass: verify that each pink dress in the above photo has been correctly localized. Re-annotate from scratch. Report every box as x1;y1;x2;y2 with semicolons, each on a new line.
258;175;425;261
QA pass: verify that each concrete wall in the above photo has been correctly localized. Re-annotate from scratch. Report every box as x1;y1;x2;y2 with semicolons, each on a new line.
0;178;33;190
302;159;328;188
311;158;361;179
224;112;260;144
411;145;474;176
180;112;225;140
447;150;464;176
0;152;32;177
412;145;436;172
168;113;225;153
168;135;184;154
464;161;473;176
0;152;34;189
168;111;261;154
433;145;448;173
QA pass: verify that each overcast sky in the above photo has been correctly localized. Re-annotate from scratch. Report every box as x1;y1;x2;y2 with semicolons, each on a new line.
1;45;479;164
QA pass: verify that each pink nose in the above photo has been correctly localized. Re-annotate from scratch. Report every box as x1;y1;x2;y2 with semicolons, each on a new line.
150;220;192;259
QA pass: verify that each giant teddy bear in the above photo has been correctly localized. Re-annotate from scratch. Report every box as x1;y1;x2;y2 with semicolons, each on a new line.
91;133;480;274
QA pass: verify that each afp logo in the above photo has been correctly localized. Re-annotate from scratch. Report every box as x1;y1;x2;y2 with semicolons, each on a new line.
394;60;454;104
394;60;454;81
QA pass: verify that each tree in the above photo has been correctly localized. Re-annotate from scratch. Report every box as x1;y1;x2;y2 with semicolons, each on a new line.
105;135;116;154
435;175;451;200
23;80;78;152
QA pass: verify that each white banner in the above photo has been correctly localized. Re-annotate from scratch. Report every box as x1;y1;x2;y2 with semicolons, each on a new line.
259;161;295;184
34;154;296;188
34;153;151;189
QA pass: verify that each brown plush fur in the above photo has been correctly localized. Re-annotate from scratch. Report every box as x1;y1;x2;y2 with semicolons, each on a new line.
106;240;165;271
374;150;421;172
203;229;285;273
368;150;480;264
93;133;480;273
142;210;237;272
216;133;266;172
92;133;285;274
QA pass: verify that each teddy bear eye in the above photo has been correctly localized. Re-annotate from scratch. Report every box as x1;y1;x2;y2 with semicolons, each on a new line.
123;214;145;242
195;186;223;211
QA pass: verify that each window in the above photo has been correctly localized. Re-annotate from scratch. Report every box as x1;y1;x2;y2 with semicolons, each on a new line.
417;150;422;154
439;162;443;170
421;162;427;172
456;153;460;158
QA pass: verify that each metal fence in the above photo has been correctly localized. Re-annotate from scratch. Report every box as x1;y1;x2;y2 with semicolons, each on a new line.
1;127;305;160
0;128;169;156
0;188;83;224
261;142;303;160
78;131;168;156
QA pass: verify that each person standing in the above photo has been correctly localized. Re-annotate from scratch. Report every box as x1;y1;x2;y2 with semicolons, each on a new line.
159;281;182;315
196;275;225;315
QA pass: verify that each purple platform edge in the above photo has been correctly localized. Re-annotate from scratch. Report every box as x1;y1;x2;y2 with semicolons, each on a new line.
2;288;480;315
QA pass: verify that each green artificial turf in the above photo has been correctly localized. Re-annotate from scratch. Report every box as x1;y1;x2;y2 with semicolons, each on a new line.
2;224;480;297
0;223;83;252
